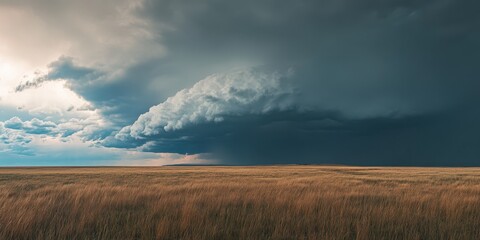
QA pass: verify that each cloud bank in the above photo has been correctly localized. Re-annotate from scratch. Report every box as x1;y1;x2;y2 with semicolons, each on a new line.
2;0;480;165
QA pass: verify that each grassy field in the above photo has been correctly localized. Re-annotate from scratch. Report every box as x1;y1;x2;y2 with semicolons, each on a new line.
0;166;479;240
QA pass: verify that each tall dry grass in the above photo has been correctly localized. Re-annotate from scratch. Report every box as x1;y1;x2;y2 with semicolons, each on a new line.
0;166;479;240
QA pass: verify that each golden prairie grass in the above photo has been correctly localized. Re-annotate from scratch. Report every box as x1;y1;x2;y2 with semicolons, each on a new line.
0;166;479;240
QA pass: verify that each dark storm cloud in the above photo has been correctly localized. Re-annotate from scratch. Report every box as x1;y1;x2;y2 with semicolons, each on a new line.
17;0;480;119
106;0;480;165
212;107;480;166
138;0;480;114
14;0;480;165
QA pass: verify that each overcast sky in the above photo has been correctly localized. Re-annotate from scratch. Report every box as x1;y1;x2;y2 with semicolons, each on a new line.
0;0;479;166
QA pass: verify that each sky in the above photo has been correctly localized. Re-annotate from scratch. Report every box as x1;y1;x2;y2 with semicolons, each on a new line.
0;0;479;166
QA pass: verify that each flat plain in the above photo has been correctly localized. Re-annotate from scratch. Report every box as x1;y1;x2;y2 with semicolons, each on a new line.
0;166;479;240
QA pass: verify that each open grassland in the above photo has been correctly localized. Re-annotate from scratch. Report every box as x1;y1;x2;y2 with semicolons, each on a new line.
0;166;479;240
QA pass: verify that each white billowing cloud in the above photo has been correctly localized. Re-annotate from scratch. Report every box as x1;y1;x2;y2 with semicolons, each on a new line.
7;116;107;138
4;117;56;134
0;115;110;155
0;122;29;144
3;117;23;130
0;122;33;155
56;116;112;140
117;68;296;139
